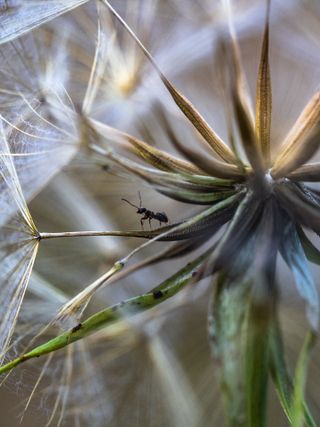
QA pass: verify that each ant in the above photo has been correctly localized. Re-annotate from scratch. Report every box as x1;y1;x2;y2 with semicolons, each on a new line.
122;192;169;229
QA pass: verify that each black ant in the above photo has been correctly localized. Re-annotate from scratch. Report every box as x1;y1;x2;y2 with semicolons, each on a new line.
121;192;169;229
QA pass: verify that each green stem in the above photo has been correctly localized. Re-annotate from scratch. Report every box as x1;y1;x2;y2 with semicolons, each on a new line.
39;230;147;239
245;297;271;427
292;331;317;427
269;319;317;427
0;249;210;375
39;192;242;242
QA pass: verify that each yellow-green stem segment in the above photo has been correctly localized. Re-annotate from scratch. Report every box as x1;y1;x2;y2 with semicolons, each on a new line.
0;250;209;375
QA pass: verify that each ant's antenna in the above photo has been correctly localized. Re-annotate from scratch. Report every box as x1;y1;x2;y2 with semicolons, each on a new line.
121;198;139;209
138;191;142;208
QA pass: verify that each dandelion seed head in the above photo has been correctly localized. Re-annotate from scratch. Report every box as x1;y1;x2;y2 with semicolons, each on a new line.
1;1;320;426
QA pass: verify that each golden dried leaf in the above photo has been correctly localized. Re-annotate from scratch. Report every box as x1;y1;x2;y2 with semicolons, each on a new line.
255;0;272;165
162;116;245;180
288;163;320;182
126;133;200;174
220;31;264;175
101;0;237;165
160;76;237;164
272;123;320;179
233;85;265;175
91;118;200;174
273;90;320;169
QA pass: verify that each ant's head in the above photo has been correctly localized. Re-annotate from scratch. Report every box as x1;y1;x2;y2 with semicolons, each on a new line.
137;207;146;214
121;193;146;214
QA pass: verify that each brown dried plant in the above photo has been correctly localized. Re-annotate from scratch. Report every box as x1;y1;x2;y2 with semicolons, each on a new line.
0;1;319;426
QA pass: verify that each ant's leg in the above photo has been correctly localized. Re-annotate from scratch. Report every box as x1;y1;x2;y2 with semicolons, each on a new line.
149;218;152;230
141;214;148;230
159;221;161;227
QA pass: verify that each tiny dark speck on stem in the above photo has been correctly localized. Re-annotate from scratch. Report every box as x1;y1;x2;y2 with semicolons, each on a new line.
152;290;163;299
71;323;82;333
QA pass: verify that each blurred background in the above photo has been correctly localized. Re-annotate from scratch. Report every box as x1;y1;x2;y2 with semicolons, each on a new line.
0;0;319;426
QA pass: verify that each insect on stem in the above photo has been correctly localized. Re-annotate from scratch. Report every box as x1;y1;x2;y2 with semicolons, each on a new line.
121;193;169;229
